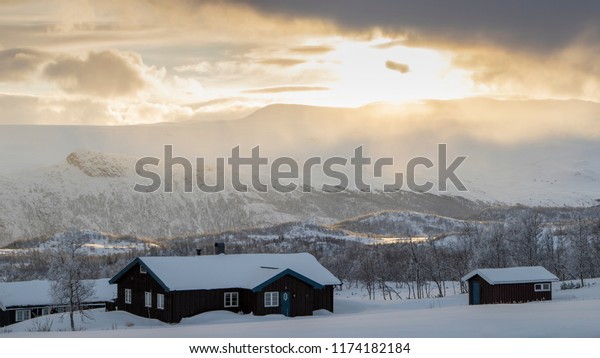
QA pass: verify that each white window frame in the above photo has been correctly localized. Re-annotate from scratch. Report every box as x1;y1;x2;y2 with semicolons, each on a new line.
41;307;51;316
15;309;31;322
534;283;551;292
140;265;147;274
264;292;279;307
157;293;165;310
145;291;152;308
124;288;132;304
224;292;239;308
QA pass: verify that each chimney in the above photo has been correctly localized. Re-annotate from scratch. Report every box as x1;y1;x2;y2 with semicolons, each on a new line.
196;248;202;256
214;242;225;255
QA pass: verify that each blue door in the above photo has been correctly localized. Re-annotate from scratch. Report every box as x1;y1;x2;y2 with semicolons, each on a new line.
281;291;291;317
472;281;480;305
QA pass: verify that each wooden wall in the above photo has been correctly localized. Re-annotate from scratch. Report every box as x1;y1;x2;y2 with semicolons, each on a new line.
0;309;10;327
0;303;106;328
253;274;314;317
468;275;553;305
113;262;172;322
313;285;335;312
170;288;253;323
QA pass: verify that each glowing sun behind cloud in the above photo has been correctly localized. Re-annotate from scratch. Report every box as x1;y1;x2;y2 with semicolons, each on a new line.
240;37;479;109
323;38;477;107
0;0;598;125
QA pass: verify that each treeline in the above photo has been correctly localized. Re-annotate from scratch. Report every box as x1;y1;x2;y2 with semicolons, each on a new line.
320;211;600;299
2;209;600;301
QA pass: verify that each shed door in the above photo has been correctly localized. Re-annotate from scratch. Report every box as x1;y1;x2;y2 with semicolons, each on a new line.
281;291;291;317
472;281;480;305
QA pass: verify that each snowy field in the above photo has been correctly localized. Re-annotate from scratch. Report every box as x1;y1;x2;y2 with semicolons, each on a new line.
2;279;600;338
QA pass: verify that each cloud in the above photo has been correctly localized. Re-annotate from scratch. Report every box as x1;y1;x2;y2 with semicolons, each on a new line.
289;45;334;54
385;60;410;74
0;48;50;81
257;58;305;67
452;43;600;101
0;0;337;53
0;94;113;125
42;50;150;97
238;0;600;54
0;95;39;124
243;86;329;94
373;40;405;49
0;93;202;125
174;58;334;93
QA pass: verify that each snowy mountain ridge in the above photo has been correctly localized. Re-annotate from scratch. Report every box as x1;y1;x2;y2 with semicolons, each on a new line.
0;150;486;247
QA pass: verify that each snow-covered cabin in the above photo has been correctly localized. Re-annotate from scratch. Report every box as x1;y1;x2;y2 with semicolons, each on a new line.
462;266;559;305
109;253;341;323
0;279;116;327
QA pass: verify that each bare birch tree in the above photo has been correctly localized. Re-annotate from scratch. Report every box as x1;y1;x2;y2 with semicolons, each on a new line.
48;230;95;331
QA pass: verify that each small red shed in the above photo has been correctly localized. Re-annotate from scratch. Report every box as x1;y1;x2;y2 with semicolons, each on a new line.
462;266;559;305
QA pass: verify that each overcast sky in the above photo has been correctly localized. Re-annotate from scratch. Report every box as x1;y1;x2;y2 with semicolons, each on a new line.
0;0;598;125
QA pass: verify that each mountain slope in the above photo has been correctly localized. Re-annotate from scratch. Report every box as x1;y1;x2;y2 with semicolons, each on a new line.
1;99;599;206
0;151;486;246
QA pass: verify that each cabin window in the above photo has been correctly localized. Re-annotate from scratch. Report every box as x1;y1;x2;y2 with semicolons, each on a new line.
224;292;239;307
125;289;132;304
264;292;279;307
534;283;551;292
41;307;51;316
145;292;152;307
15;309;31;322
140;265;147;274
157;294;165;310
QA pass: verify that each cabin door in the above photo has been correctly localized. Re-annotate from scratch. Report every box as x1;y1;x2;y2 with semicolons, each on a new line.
472;281;480;305
281;291;291;317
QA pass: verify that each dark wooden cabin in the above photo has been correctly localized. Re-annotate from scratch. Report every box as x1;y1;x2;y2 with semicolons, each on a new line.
108;252;341;323
462;266;559;305
0;279;116;327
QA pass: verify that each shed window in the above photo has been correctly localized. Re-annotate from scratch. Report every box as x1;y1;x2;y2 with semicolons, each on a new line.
41;307;51;316
534;283;551;292
140;265;147;274
124;288;132;304
264;292;279;307
15;309;31;322
224;292;239;307
145;292;152;307
157;293;165;310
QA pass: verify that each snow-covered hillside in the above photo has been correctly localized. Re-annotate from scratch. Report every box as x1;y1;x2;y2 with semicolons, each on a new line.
332;210;472;237
1;100;599;207
1;100;600;245
0;150;484;246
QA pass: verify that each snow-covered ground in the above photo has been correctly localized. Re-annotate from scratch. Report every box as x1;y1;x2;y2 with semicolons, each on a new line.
2;279;600;337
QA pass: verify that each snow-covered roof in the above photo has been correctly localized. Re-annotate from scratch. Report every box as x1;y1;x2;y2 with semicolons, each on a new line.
461;266;559;285
110;253;341;292
0;279;116;310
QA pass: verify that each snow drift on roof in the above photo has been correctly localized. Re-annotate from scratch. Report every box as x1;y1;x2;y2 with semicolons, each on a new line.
461;266;559;285
0;279;116;310
118;253;341;292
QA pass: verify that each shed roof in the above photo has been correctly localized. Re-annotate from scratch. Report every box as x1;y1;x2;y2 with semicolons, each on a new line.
109;253;341;292
461;266;559;285
0;279;116;310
